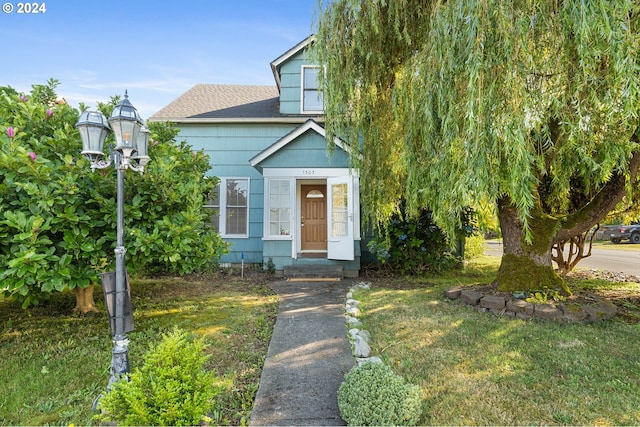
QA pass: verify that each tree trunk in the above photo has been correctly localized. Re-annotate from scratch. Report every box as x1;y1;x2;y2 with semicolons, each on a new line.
74;285;100;314
494;146;640;292
495;196;565;293
552;225;599;274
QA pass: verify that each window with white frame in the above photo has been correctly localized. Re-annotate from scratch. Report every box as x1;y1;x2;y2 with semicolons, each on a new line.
203;185;220;232
204;178;249;237
268;179;291;236
301;66;324;113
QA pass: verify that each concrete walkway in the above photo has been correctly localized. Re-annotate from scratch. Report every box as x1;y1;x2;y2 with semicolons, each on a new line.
249;280;355;426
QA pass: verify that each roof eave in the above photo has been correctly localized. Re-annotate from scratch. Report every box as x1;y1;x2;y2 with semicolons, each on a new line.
148;116;325;124
270;35;316;91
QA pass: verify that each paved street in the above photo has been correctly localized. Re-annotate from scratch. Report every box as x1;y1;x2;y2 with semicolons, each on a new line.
486;240;640;277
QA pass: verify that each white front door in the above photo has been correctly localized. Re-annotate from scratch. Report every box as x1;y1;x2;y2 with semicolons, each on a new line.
327;176;354;260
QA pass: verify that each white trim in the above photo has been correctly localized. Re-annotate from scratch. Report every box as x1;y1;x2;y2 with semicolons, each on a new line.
249;120;352;167
263;177;295;241
327;176;355;260
270;35;316;91
301;65;324;114
353;174;361;240
216;177;250;239
148;117;323;125
262;167;357;178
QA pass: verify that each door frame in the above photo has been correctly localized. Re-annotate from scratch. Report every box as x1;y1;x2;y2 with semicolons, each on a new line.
300;183;328;253
296;179;327;256
261;168;360;260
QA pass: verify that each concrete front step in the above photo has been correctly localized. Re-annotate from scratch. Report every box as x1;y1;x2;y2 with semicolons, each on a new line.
283;264;344;279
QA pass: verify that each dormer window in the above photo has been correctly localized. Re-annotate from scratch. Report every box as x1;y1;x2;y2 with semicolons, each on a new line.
301;66;324;114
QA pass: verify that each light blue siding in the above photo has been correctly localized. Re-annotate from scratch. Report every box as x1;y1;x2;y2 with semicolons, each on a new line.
169;40;362;274
177;123;299;265
279;50;307;114
258;130;350;169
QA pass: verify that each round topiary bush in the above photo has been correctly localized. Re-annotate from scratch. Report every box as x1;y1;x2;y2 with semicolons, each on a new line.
337;362;423;426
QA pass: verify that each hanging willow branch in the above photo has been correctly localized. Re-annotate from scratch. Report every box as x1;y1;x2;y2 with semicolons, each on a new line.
315;0;640;242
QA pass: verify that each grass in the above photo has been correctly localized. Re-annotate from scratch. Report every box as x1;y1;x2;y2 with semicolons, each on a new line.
3;257;640;426
592;240;640;252
356;256;640;426
0;273;278;426
488;237;640;252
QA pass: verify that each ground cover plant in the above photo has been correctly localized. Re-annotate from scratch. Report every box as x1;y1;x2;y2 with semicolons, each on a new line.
356;256;640;425
338;361;423;426
0;273;278;426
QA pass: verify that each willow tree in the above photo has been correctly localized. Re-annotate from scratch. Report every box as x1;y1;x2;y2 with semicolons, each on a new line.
315;0;640;291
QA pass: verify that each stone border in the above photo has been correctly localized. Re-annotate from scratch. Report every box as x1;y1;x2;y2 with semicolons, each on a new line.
345;282;382;366
444;285;617;322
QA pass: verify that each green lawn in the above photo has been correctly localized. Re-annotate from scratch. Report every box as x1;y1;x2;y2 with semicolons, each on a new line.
355;256;640;425
2;259;639;426
593;240;640;252
0;274;278;426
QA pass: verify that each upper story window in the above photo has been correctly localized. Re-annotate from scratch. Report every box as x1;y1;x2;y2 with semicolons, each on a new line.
301;66;324;114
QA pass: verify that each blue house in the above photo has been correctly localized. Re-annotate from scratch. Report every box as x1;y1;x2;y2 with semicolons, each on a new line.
150;36;364;277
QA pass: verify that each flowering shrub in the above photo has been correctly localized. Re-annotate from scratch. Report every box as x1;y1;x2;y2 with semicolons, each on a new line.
0;80;226;308
338;362;423;426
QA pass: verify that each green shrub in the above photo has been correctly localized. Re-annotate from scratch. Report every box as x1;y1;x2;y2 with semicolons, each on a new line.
96;328;220;426
367;205;475;275
338;362;423;426
464;234;487;260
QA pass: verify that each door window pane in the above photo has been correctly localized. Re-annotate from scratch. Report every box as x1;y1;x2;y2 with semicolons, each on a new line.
331;183;348;237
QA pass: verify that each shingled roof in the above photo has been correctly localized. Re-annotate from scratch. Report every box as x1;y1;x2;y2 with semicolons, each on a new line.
150;84;283;122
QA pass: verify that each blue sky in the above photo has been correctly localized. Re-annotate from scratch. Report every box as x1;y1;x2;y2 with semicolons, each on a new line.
0;0;319;118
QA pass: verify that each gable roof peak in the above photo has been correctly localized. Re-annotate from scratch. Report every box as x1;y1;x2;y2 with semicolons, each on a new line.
270;35;315;91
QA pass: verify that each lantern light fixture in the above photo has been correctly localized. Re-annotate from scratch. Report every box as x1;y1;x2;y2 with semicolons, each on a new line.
75;92;151;393
76;110;110;166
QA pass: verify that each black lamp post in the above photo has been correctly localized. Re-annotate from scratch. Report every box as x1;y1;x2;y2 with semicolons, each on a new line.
76;92;150;390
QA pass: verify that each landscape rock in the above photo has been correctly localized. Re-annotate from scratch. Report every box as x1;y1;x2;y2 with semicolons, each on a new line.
461;289;482;305
444;286;464;299
346;306;361;317
583;301;617;321
533;304;563;320
352;335;371;358
356;356;382;366
444;284;620;323
345;316;362;327
506;299;529;313
559;304;588;322
357;329;371;343
353;282;371;290
516;312;532;321
480;295;506;310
